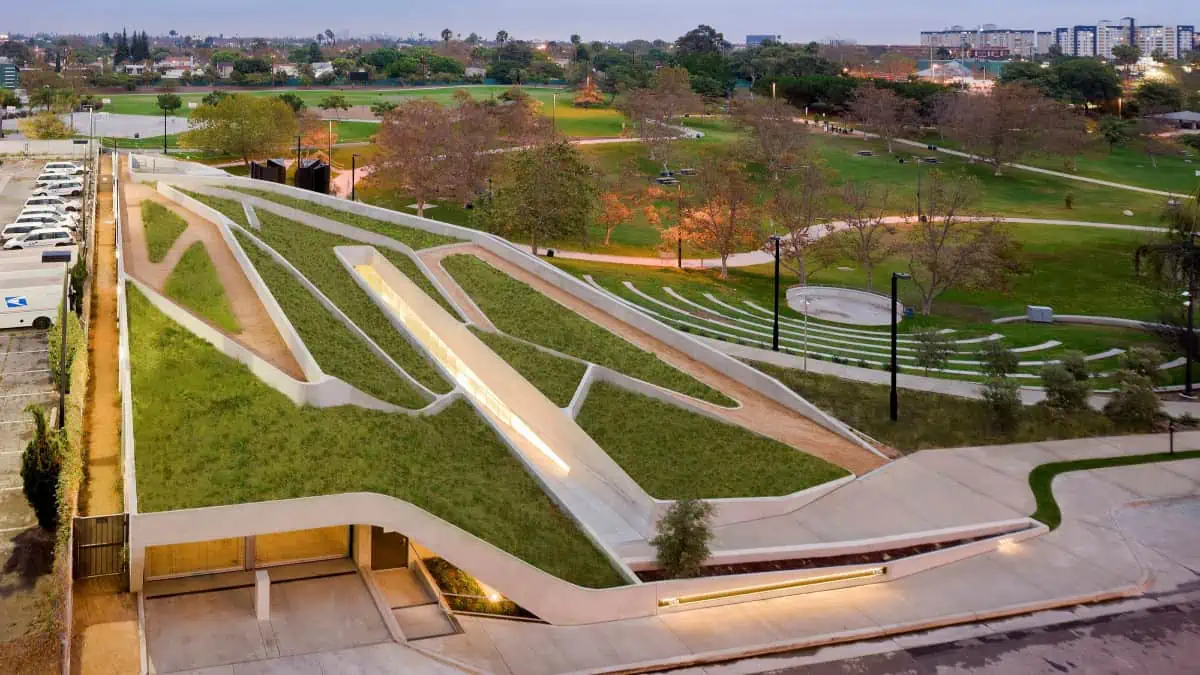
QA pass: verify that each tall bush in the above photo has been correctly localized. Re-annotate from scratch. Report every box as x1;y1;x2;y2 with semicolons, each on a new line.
914;329;954;375
1059;350;1090;381
21;405;62;531
1121;346;1165;385
651;498;714;579
1103;371;1161;430
982;376;1022;432
979;341;1019;378
1040;363;1090;412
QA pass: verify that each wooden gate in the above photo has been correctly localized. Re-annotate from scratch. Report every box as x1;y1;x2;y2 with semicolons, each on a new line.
73;513;128;582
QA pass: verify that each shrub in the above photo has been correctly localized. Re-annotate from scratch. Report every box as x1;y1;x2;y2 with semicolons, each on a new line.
1064;191;1075;209
47;308;83;392
914;329;954;375
1103;371;1161;430
651;498;714;579
1059;350;1090;381
1179;412;1200;427
21;405;62;531
1121;346;1165;385
982;377;1022;432
1040;363;1090;411
18;112;74;139
979;341;1019;378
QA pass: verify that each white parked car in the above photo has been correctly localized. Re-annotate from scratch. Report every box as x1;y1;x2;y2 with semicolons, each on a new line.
25;195;82;212
20;204;77;222
1;223;41;242
33;183;84;197
42;162;86;176
13;212;77;229
35;174;83;187
3;227;75;250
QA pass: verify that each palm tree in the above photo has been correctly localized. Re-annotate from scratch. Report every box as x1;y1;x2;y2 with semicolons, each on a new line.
324;29;335;45
441;29;452;46
496;30;509;46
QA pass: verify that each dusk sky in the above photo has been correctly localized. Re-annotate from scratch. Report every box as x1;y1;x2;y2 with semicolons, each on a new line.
4;2;1194;44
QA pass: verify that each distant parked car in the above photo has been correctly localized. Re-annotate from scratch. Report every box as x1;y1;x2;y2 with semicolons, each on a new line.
12;212;77;230
42;161;86;175
3;227;75;250
1;223;41;242
25;195;82;212
33;183;83;198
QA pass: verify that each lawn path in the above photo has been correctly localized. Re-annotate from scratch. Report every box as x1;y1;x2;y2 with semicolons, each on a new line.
119;168;304;379
445;244;888;474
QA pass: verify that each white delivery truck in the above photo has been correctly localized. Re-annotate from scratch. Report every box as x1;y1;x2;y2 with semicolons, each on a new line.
0;265;67;330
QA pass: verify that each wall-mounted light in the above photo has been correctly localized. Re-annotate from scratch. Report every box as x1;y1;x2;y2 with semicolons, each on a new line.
657;567;885;608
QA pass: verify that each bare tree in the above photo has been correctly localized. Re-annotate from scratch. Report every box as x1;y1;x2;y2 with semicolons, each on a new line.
1041;101;1091;173
849;84;917;153
765;163;838;284
905;171;1015;314
839;182;896;291
618;66;701;168
732;95;809;180
938;84;1060;175
681;151;759;279
1133;117;1174;169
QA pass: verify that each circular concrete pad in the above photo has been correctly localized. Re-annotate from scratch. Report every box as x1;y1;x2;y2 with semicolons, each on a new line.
786;286;903;327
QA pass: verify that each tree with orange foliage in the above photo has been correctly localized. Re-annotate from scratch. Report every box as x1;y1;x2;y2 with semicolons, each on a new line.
595;192;633;246
298;111;338;160
679;152;759;278
574;74;605;108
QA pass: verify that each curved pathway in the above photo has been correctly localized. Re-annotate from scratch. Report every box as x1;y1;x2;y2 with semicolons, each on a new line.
429;244;889;474
119;168;304;379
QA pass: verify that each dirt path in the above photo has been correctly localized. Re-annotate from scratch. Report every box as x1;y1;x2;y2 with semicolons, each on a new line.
119;165;304;380
73;156;140;675
433;245;887;475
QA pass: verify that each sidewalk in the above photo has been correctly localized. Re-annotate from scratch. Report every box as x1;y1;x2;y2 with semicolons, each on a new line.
415;434;1200;675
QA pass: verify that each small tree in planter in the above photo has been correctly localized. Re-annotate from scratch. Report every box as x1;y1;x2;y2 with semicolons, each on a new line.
914;329;954;375
1058;350;1090;382
21;405;62;531
1121;346;1165;384
982;376;1022;432
651;498;714;579
1103;371;1161;430
1040;364;1090;412
979;341;1019;378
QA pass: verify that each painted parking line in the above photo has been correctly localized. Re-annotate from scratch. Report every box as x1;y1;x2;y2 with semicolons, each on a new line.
4;350;50;355
0;450;23;456
0;486;21;492
0;524;37;535
0;369;51;376
0;420;33;425
0;391;56;399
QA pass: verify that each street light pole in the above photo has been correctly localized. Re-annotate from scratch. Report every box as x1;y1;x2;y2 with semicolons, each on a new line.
552;92;557;131
163;109;168;155
770;235;782;352
327;119;333;160
1186;234;1198;398
296;135;301;167
890;271;911;421
351;153;360;201
804;296;810;372
676;182;684;269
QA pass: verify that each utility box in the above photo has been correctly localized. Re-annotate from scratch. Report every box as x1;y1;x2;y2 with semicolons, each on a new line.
1027;305;1054;323
294;159;330;194
250;159;287;184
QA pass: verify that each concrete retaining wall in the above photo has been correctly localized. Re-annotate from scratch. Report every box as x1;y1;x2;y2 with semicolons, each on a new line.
152;175;879;456
0;139;91;157
114;153;139;517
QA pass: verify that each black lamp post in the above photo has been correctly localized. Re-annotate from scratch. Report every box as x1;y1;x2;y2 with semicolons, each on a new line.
295;134;302;168
351;153;360;201
1185;233;1199;398
770;235;782;352
890;271;911;421
676;182;684;269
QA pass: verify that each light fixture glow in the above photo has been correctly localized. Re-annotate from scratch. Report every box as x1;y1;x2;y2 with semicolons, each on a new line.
657;567;885;607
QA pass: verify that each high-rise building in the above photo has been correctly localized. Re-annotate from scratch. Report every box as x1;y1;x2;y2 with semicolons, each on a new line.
920;27;1036;58
1036;31;1054;55
0;57;17;89
745;34;782;46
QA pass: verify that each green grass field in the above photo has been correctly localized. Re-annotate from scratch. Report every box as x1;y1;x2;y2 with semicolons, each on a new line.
127;284;625;588
140;201;189;262
163;242;240;333
577;382;847;498
471;329;587;407
441;254;736;406
98;86;626;138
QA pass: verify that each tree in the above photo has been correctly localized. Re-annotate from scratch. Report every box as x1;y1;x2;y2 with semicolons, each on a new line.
1042;100;1090;172
1112;43;1141;67
495;30;509;46
1104;371;1160;430
904;172;1015;314
21;405;61;531
441;28;453;46
157;92;181;116
675;25;729;57
650;498;714;579
475;141;597;254
939;84;1064;176
573;75;605;107
375;100;458;218
732;96;809;181
1040;364;1090;412
1098;116;1134;152
1133;81;1185;115
681;151;759;279
324;29;335;45
617;66;701;166
180;94;298;167
982;377;1022;432
979;341;1019;378
1133;117;1174;168
318;94;349;118
370;101;397;118
277;92;306;113
596;191;633;246
114;28;130;65
849;84;916;153
18;112;74;139
914;329;954;374
1122;346;1166;385
838;182;895;291
768;163;837;285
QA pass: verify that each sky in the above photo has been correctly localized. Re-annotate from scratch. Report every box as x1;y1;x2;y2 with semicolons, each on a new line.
3;2;1194;45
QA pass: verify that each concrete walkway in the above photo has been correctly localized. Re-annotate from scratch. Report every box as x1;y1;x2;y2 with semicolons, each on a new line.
416;433;1200;675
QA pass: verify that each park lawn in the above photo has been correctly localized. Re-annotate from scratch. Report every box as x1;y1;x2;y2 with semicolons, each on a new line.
127;285;626;588
235;231;429;407
331;120;378;143
105;133;183;149
163;242;240;333
140;201;189;262
441;254;736;406
1021;143;1200;197
177;189;248;226
751;363;1122;452
577;382;848;499
471;328;587;407
249;209;453;393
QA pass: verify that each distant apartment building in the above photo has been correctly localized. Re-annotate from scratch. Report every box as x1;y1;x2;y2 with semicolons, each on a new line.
1036;31;1054;55
0;57;17;88
920;27;1036;58
931;17;1195;61
746;34;782;46
1053;26;1098;57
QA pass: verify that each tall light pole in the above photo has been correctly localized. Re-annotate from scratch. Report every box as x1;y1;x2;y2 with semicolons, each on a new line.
327;119;333;160
769;235;782;352
676;182;684;269
803;295;810;372
890;271;911;421
1185;289;1195;398
552;92;557;131
351;153;360;201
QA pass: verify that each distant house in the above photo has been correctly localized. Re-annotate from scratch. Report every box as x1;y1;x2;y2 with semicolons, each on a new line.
311;61;335;79
915;60;993;91
156;55;195;73
746;34;783;46
213;61;235;79
273;63;300;77
465;66;486;79
121;63;149;76
1153;111;1200;130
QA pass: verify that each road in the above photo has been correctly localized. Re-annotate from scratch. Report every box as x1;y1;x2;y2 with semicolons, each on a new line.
771;599;1200;675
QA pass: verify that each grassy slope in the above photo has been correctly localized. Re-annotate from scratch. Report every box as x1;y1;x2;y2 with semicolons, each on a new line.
127;285;625;588
219;187;462;315
140;201;189;263
442;254;735;406
236;231;429;408
162;242;240;333
577;382;847;499
251;210;452;393
177;188;249;226
752;362;1122;452
470;329;587;407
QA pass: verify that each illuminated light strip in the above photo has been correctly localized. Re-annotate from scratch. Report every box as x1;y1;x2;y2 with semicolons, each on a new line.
355;265;571;474
657;567;885;607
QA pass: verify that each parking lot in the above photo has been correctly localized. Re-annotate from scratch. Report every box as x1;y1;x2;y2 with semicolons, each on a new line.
0;156;44;225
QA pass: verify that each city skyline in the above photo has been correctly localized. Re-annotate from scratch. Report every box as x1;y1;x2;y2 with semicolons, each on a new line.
1;1;1195;45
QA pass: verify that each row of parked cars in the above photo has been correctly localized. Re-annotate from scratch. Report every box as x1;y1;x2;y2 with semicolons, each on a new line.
2;162;87;251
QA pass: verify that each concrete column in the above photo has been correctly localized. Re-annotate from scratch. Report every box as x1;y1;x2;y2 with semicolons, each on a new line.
353;524;372;570
128;544;145;593
255;569;270;621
